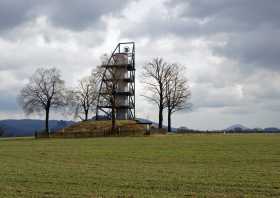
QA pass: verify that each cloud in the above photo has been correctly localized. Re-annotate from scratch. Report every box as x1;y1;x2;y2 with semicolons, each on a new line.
42;0;131;30
119;0;280;72
213;27;280;71
0;0;37;32
172;0;280;71
0;0;131;33
169;0;280;31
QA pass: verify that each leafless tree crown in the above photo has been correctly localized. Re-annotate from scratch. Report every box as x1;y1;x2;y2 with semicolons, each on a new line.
68;73;99;121
165;64;191;114
142;58;171;107
19;68;66;114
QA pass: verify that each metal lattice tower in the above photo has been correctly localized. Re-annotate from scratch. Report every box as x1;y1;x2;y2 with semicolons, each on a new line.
96;42;135;120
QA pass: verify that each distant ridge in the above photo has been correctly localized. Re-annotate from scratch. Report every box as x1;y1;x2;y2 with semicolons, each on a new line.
0;119;75;137
225;124;249;131
264;127;280;132
225;124;280;132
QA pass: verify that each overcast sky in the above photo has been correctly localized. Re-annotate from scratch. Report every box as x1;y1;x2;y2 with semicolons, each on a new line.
0;0;279;130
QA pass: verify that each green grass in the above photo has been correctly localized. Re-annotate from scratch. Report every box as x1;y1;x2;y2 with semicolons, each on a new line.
0;134;280;197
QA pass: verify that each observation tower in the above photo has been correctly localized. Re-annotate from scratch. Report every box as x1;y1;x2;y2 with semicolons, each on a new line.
96;42;135;120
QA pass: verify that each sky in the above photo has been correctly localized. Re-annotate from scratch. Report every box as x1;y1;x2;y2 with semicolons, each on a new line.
0;0;279;130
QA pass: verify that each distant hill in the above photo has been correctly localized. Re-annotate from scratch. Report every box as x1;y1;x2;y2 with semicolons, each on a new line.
264;127;280;132
225;124;250;131
225;124;280;133
0;119;75;137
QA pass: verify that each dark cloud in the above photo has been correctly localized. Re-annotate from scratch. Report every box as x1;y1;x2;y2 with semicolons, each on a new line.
44;0;130;30
172;0;280;70
213;27;280;70
122;0;280;71
0;0;37;32
170;0;280;30
125;0;280;38
0;0;131;32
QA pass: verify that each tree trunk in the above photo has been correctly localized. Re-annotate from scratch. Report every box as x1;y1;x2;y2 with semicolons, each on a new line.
158;104;163;129
45;107;50;136
85;109;88;121
112;107;116;134
111;95;116;134
167;109;172;132
158;85;164;129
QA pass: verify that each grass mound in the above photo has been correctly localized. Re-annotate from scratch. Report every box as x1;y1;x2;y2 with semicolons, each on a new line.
62;120;139;132
50;120;147;138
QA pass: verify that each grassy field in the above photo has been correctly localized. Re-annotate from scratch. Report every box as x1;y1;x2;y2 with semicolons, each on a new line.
0;134;280;197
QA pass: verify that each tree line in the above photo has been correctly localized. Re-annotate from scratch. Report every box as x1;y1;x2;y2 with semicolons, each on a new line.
18;57;191;135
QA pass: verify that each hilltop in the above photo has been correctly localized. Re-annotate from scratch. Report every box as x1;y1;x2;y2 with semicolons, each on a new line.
44;120;151;138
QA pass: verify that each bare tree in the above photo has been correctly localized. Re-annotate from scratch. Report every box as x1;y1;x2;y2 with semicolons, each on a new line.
165;64;191;132
18;68;66;135
96;53;123;132
141;58;172;128
99;65;120;131
68;74;99;121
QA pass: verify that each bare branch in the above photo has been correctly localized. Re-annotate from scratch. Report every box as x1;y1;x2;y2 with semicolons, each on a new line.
67;73;99;121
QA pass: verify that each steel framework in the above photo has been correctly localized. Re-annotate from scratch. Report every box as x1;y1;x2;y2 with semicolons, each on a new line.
96;42;135;120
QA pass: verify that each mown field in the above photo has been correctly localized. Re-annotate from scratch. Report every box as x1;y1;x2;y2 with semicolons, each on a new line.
0;134;279;197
